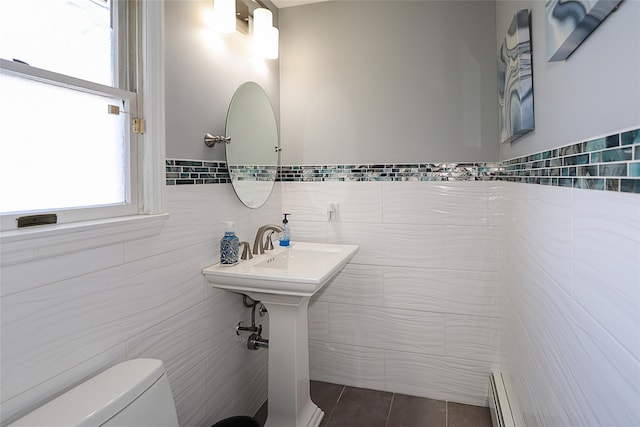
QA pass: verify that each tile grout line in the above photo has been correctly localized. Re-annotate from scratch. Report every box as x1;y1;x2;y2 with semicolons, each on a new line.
308;382;492;427
322;385;346;426
384;393;396;427
444;401;448;427
335;384;346;403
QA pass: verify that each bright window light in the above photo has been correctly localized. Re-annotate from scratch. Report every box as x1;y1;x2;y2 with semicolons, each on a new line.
0;73;127;213
0;0;113;86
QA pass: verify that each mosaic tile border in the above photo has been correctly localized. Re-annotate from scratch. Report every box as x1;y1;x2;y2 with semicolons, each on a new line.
499;127;640;193
277;163;502;182
166;159;230;185
166;126;640;193
229;165;278;182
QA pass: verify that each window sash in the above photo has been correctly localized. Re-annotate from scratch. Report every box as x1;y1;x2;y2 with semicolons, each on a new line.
0;58;139;231
0;59;136;107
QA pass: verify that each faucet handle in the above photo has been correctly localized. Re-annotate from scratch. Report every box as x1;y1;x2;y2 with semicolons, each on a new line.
240;241;253;260
253;224;285;255
263;231;275;251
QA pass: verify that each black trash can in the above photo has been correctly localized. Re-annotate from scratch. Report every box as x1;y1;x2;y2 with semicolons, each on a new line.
211;415;260;427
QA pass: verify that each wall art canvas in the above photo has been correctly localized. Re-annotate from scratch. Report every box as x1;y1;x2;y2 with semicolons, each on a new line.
546;0;623;62
498;9;534;145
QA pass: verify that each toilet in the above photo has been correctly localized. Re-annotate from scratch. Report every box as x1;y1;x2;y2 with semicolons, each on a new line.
7;359;259;427
8;359;180;426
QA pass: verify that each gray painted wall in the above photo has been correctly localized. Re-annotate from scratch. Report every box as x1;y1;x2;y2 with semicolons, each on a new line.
279;1;499;165
497;1;640;161
165;0;280;161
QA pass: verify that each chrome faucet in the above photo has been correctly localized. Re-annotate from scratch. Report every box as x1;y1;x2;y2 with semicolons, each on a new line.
252;224;284;255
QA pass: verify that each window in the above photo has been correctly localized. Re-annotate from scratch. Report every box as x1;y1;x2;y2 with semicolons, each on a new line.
0;0;150;231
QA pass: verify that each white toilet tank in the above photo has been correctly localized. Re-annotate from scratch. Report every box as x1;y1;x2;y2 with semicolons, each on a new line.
8;359;179;427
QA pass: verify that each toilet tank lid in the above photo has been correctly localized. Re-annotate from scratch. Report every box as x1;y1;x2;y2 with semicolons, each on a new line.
9;359;167;427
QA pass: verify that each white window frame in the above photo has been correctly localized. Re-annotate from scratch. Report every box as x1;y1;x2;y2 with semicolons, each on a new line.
0;1;167;266
0;59;140;225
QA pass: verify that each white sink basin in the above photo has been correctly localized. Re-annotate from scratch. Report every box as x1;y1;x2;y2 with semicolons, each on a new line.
202;241;359;298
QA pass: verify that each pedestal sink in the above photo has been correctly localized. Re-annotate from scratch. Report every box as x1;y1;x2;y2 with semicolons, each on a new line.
202;242;359;427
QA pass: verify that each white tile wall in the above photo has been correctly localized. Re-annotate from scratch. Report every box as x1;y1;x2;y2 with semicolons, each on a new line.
0;184;281;426
308;300;329;342
0;244;125;296
315;264;384;306
384;349;494;406
382;181;493;226
296;178;640;422
204;334;268;422
171;361;208;427
283;181;383;224
328;303;446;355
308;341;386;390
572;189;640;359
443;225;500;272
500;182;640;427
5;176;635;426
445;314;500;364
383;267;499;317
337;222;445;267
288;180;502;407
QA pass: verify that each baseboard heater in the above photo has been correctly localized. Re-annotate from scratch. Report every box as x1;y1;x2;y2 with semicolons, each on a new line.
489;372;516;427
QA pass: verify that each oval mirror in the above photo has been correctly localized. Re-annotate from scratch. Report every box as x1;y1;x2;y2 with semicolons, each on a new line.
225;82;279;209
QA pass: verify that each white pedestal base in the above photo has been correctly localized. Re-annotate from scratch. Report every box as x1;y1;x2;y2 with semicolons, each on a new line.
255;293;323;427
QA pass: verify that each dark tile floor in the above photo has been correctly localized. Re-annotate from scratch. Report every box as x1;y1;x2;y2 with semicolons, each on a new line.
254;381;492;427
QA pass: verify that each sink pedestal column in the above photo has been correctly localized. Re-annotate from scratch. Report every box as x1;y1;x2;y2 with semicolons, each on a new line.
256;293;323;427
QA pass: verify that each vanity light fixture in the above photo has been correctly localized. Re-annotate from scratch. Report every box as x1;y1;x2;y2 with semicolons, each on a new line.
253;7;279;59
253;7;273;36
262;25;279;60
212;0;278;59
214;0;236;33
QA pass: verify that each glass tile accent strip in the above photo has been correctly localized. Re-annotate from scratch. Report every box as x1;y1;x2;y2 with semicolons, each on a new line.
500;127;640;193
165;160;230;185
166;126;640;194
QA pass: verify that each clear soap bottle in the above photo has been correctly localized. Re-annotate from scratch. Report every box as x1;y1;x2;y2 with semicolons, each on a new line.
279;213;291;247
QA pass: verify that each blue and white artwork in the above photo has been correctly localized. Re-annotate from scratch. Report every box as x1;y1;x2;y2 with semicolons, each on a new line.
498;9;534;145
546;0;623;62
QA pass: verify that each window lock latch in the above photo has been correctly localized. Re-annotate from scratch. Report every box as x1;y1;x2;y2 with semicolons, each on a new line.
107;105;143;134
17;214;58;228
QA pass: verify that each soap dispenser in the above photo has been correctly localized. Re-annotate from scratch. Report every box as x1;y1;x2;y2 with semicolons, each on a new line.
220;221;240;265
279;213;291;247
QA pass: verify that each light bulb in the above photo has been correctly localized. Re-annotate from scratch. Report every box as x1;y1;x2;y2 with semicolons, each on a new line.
252;8;278;60
263;26;279;59
253;8;273;37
